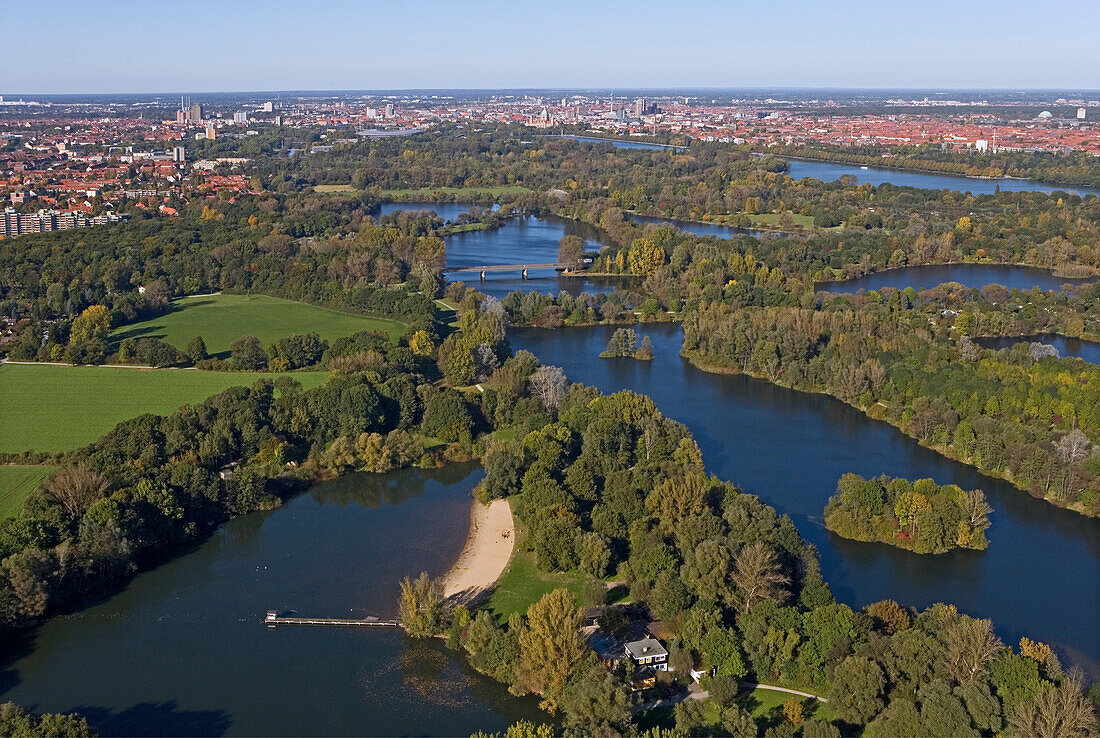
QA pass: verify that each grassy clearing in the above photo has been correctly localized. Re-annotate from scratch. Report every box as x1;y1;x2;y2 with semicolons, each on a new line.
434;299;459;329
379;186;531;198
483;549;591;622
0;363;329;454
312;184;358;193
0;465;55;518
111;294;404;357
748;213;817;229
482;517;592;622
447;222;489;233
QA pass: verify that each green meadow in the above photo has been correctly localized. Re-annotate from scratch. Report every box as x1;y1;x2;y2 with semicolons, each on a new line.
0;363;329;453
0;465;55;518
379;186;531;198
111;293;404;357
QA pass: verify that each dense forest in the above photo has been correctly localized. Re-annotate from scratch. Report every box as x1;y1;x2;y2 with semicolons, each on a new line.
824;474;992;554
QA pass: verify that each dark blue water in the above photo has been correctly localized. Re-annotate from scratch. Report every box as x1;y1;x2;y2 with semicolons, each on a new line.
787;158;1100;197
0;464;545;736
631;214;766;239
976;334;1100;364
379;202;480;222
559;135;681;151
511;324;1100;676
818;264;1094;293
446;215;621;299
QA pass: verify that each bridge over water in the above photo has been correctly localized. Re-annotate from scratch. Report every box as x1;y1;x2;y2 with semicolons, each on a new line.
443;263;581;279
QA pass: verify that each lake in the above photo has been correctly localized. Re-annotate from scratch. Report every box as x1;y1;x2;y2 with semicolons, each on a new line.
446;215;622;299
511;324;1100;677
630;214;766;239
0;464;545;736
818;264;1094;292
786;158;1100;197
976;334;1100;364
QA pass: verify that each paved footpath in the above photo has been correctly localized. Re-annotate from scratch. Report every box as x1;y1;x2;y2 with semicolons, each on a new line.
635;681;826;713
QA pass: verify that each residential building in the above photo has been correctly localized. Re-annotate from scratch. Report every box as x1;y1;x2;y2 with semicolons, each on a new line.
624;637;668;671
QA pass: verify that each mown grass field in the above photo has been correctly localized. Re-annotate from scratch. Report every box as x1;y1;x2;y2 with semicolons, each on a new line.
0;363;329;453
111;294;404;357
312;184;358;193
0;465;55;518
749;212;817;229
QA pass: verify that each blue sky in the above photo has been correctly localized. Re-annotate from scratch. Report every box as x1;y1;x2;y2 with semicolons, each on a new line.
2;0;1098;93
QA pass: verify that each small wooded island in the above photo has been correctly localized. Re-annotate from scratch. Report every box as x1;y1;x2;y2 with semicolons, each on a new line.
600;328;653;360
824;473;992;554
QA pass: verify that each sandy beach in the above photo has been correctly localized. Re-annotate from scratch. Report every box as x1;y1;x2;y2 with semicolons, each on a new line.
441;497;515;605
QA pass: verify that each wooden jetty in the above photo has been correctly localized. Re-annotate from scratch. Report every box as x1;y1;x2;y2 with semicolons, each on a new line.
265;611;399;628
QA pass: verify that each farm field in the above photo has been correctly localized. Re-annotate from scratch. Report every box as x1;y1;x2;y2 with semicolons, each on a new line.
0;363;329;453
0;465;55;518
110;293;404;356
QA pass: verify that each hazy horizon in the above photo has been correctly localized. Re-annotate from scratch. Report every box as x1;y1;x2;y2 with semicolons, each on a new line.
3;0;1098;94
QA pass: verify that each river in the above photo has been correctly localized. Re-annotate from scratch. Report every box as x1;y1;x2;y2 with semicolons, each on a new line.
818;264;1094;292
0;464;544;736
786;158;1100;197
510;324;1100;677
446;215;622;299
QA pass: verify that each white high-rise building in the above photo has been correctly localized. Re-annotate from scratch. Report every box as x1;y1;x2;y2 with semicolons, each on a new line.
233;111;248;124
1078;107;1087;120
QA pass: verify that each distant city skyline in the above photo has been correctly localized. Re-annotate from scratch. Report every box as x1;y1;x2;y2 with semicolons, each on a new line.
2;0;1099;94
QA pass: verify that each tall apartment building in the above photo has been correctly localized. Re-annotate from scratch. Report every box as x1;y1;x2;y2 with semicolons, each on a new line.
233;111;248;124
1;208;129;239
190;103;204;122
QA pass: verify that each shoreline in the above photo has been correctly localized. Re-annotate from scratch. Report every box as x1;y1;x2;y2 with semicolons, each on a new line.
441;497;515;605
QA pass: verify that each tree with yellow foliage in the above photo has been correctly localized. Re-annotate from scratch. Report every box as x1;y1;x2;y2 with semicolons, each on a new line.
70;305;111;343
627;237;665;276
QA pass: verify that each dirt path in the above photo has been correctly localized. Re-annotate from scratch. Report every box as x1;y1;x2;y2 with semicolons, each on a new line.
441;498;514;606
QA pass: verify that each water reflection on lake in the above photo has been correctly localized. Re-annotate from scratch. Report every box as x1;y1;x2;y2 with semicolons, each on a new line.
0;464;545;736
818;264;1094;293
786;158;1100;197
976;334;1100;364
